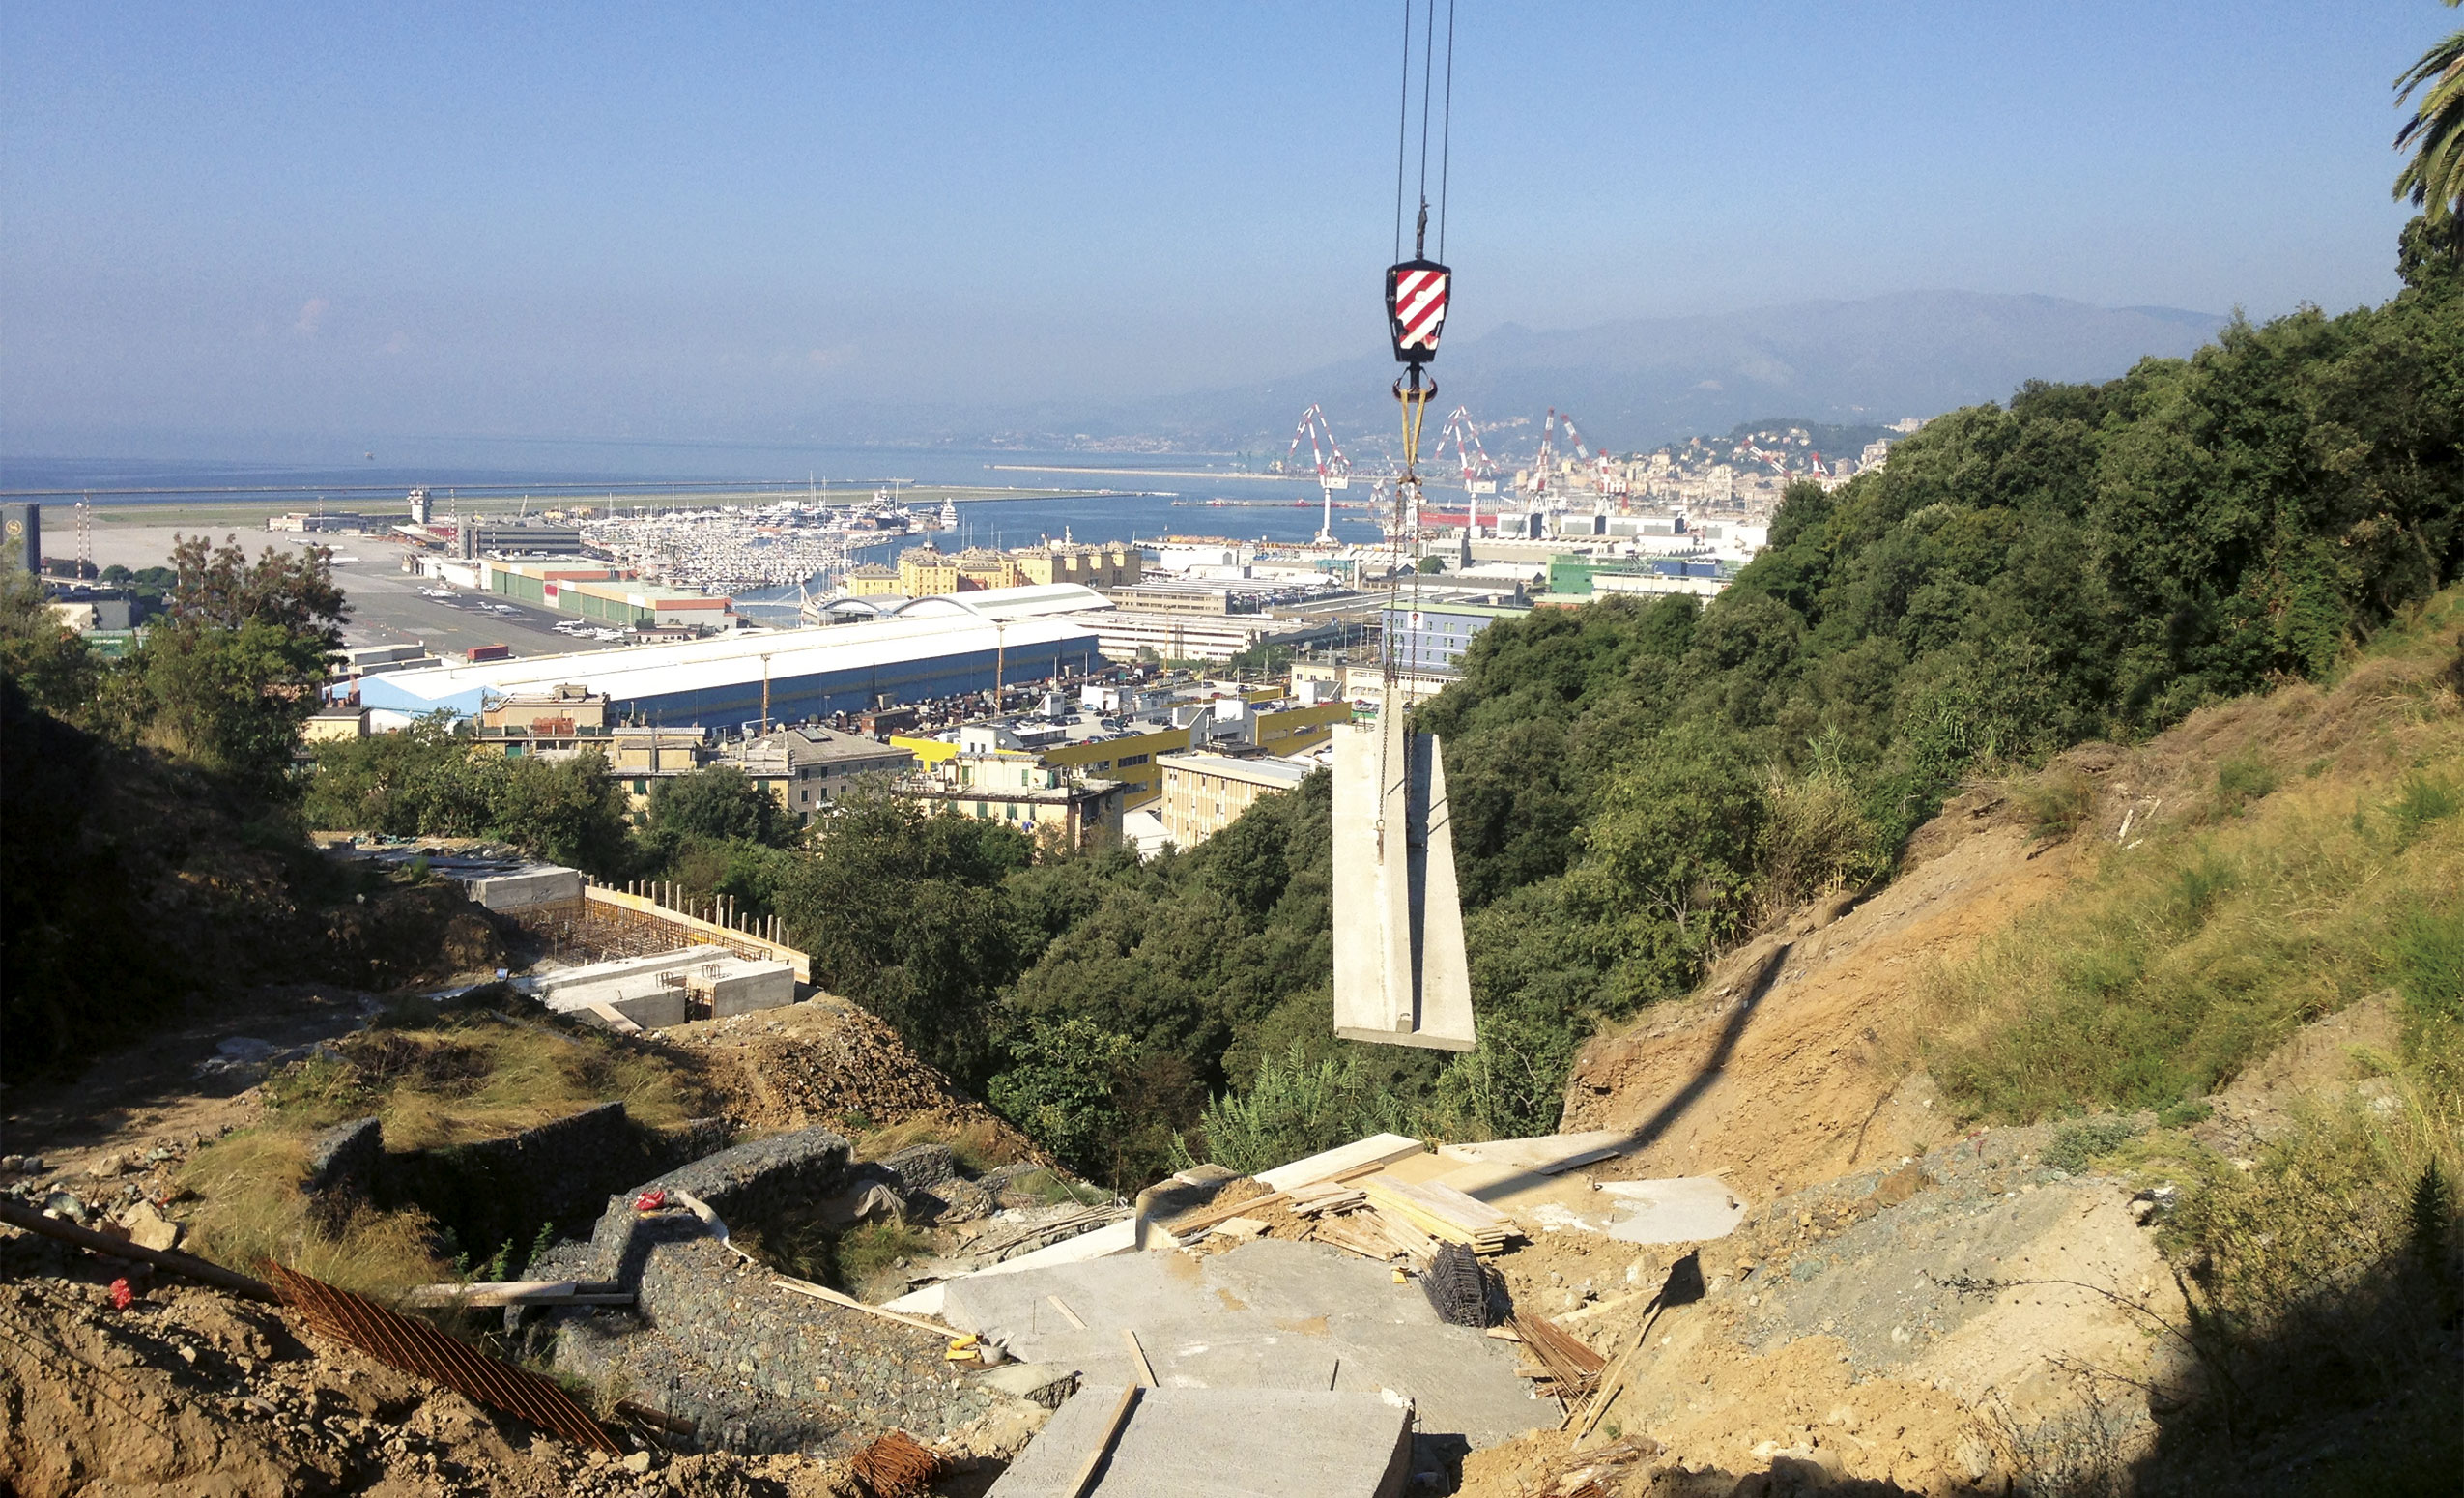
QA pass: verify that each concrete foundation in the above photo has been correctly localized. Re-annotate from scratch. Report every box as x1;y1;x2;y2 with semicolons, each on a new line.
527;946;794;1030
939;1238;1537;1453
988;1385;1413;1498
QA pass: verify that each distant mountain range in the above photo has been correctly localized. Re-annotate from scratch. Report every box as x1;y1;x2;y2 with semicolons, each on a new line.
1091;290;2227;456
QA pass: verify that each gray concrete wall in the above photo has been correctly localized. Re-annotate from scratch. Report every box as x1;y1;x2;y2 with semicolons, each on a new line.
468;867;585;911
709;962;795;1018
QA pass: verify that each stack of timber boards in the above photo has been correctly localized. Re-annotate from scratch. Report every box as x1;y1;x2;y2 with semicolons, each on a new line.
1361;1172;1517;1253
1284;1180;1367;1216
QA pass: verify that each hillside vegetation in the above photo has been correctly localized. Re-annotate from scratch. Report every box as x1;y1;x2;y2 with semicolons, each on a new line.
5;235;2458;1199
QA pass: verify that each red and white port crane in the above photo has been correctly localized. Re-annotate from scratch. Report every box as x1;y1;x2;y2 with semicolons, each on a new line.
1528;409;1622;501
1280;403;1353;543
1438;407;1500;494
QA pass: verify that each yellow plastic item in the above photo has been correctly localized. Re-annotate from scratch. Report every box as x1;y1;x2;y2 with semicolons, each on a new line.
1391;1268;1408;1283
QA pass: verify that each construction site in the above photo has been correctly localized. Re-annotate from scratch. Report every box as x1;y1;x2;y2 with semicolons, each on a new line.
0;786;2249;1498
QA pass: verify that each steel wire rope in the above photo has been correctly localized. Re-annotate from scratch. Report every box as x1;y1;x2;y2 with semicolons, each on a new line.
1438;0;1456;259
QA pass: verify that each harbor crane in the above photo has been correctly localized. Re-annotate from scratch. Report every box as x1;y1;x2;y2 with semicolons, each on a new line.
1281;403;1353;544
1438;407;1500;494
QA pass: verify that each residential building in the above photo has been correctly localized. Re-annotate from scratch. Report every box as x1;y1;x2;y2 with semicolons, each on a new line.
840;562;903;597
895;752;1124;850
1015;543;1141;589
730;725;914;823
1156;752;1315;847
892;678;1347;810
302;706;369;742
482;684;609;737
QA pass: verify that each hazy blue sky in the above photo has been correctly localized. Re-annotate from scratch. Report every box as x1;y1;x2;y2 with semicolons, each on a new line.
3;3;2450;456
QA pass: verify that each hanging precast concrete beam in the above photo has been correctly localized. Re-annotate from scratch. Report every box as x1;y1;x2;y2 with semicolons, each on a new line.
1331;713;1476;1051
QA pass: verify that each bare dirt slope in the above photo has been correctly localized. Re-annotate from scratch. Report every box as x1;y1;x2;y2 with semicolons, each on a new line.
1561;800;2077;1201
0;1268;847;1498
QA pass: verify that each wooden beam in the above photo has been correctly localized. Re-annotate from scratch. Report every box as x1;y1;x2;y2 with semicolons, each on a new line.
0;1199;276;1303
1121;1327;1157;1388
1064;1385;1140;1498
771;1277;960;1338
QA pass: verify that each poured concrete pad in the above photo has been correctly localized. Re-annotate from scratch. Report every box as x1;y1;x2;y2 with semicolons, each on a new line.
941;1238;1540;1450
1599;1177;1748;1244
988;1384;1412;1498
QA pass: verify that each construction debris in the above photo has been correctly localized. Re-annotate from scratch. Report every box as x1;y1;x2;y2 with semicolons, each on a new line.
1507;1311;1605;1403
265;1262;621;1455
1419;1242;1495;1329
849;1428;947;1498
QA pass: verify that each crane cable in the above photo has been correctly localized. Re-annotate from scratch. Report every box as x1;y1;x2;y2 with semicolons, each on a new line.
1390;0;1455;615
1380;0;1456;869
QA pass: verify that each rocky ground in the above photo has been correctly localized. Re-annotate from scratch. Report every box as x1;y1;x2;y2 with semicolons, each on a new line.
0;1265;851;1498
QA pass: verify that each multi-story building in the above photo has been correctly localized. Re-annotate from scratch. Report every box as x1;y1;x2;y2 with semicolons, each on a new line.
893;678;1349;809
1015;543;1141;590
731;725;914;823
1156;752;1315;847
1379;601;1529;674
840;562;902;597
894;752;1124;850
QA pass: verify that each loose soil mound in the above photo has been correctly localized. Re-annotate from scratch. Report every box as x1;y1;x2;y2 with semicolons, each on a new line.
664;995;1039;1166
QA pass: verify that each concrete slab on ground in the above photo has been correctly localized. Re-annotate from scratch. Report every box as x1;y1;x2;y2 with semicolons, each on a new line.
1598;1177;1748;1244
986;1384;1413;1498
940;1238;1540;1450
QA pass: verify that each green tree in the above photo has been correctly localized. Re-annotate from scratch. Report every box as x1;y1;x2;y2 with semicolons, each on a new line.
647;765;798;847
0;562;99;719
988;1015;1137;1177
774;790;1035;1085
124;534;348;792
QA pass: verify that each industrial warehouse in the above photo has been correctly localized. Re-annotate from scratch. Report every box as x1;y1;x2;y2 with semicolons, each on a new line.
353;583;1110;725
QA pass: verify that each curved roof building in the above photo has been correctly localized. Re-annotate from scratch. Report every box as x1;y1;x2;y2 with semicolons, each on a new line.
356;584;1111;728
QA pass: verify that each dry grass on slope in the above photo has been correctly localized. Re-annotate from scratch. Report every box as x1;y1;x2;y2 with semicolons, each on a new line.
1915;588;2464;1124
181;997;712;1295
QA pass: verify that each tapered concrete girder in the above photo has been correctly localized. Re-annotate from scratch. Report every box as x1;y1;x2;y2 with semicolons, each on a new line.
1332;715;1476;1051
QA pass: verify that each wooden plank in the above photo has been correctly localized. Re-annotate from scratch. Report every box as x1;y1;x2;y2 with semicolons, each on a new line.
1363;1174;1513;1231
770;1277;960;1338
1048;1293;1088;1330
1435;1130;1630;1175
1065;1386;1140;1498
0;1199;277;1303
403;1280;634;1308
1121;1328;1157;1388
1254;1134;1428;1193
1510;1311;1606;1399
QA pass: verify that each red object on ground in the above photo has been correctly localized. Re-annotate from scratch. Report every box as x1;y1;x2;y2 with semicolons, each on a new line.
109;1278;133;1310
466;643;512;663
632;1190;669;1214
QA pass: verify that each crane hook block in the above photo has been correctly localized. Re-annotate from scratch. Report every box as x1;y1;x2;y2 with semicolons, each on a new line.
1386;259;1451;367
